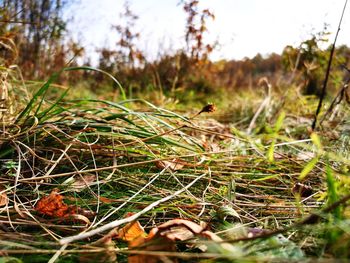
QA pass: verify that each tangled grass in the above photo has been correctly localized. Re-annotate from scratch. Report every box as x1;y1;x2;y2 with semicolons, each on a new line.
0;67;350;262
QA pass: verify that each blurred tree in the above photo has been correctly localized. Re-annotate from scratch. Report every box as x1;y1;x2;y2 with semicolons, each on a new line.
113;1;144;69
281;26;346;95
0;0;81;79
181;0;215;63
98;1;144;73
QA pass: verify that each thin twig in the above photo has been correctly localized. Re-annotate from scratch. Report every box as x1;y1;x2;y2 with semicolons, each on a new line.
48;244;68;263
320;76;350;125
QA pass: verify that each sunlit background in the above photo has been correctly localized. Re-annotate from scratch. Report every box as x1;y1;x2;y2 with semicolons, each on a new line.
66;0;349;64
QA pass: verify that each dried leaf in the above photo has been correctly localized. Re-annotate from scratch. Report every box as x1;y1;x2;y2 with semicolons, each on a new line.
157;219;205;236
99;196;119;204
118;220;146;242
158;225;195;242
128;235;177;263
35;189;77;218
155;159;184;171
118;217;243;263
70;174;96;191
128;229;177;263
119;218;207;263
0;186;8;207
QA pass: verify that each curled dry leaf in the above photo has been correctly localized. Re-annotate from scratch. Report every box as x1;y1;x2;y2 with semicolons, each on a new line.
0;186;8;207
157;219;206;238
118;219;146;242
155;159;184;171
70;174;96;191
117;217;217;263
35;189;76;218
99;196;120;204
35;188;94;221
117;217;175;263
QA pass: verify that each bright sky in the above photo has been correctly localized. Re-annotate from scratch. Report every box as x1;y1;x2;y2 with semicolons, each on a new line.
67;0;349;63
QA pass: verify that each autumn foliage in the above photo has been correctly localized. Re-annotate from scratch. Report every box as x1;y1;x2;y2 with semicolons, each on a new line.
35;189;77;218
116;215;233;263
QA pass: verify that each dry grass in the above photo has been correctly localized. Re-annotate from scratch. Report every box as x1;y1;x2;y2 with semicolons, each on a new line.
0;67;350;262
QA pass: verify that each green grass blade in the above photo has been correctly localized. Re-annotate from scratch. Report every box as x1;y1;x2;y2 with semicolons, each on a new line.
299;157;319;180
15;71;61;123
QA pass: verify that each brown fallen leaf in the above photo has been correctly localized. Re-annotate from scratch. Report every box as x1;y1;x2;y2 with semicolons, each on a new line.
116;215;243;262
35;188;94;221
155;159;184;171
157;219;206;237
0;186;8;207
70;174;96;192
99;196;120;204
116;217;174;263
117;218;209;263
35;188;76;218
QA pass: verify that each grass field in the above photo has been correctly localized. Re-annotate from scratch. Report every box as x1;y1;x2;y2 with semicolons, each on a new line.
0;66;350;262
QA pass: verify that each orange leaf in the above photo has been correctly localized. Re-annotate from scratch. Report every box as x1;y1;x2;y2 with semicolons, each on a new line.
126;219;206;263
35;189;76;218
99;196;119;204
118;220;146;242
